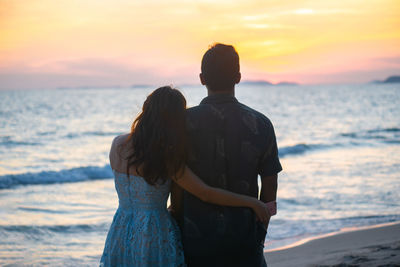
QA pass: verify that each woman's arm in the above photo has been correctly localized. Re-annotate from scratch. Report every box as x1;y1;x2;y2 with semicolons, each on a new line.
260;174;278;230
172;166;270;226
170;181;183;225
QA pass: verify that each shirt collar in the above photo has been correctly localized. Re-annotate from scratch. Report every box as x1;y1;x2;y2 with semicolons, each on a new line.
200;94;238;105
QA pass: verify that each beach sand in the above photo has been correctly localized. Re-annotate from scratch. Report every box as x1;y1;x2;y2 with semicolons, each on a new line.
264;222;400;267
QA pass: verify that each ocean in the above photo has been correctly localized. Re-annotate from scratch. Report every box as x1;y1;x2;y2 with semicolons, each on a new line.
1;83;399;266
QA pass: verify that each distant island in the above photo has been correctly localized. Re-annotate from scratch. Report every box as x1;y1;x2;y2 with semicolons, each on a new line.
57;84;154;90
130;84;153;88
241;80;299;86
371;75;400;84
56;80;300;90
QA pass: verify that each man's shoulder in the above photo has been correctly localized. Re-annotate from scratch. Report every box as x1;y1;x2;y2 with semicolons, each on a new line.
187;105;202;113
187;101;268;118
187;101;274;129
187;104;211;113
186;104;217;121
236;102;274;129
237;102;269;119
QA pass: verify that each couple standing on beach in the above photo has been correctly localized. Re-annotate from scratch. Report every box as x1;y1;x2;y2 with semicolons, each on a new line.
99;43;282;267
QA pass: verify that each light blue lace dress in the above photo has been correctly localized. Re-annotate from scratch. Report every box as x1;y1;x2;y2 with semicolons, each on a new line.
100;170;185;267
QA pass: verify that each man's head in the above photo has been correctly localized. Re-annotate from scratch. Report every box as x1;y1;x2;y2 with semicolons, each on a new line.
200;43;241;92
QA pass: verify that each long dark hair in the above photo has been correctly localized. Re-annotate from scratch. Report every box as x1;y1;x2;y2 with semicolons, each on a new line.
126;86;187;185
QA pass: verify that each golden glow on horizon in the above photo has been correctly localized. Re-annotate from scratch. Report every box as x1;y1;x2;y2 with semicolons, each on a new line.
0;0;399;87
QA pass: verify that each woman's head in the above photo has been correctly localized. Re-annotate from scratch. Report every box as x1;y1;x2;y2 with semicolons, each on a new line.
127;86;187;185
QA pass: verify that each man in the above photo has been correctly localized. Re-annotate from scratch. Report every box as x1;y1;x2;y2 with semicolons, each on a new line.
174;43;282;266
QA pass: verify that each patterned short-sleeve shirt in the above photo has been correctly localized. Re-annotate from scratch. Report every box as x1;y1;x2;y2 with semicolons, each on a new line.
182;94;282;257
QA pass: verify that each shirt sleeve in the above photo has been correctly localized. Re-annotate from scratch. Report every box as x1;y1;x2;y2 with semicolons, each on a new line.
258;119;282;177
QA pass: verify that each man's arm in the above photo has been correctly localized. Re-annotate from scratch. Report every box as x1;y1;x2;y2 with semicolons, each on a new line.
260;174;278;229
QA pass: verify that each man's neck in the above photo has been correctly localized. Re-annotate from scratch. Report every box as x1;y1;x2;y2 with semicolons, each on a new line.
207;88;235;97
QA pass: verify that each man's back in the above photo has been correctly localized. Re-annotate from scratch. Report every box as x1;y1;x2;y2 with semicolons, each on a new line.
182;94;282;265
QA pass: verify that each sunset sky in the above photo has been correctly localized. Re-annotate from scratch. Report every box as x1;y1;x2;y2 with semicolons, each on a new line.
0;0;399;89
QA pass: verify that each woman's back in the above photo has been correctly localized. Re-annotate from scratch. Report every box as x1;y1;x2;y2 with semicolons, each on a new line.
109;134;171;209
114;170;170;212
99;135;185;267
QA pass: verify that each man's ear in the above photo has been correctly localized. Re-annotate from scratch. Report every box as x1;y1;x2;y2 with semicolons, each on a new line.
199;73;206;85
235;72;241;84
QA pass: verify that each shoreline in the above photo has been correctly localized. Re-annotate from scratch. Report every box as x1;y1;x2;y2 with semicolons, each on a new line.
264;221;400;267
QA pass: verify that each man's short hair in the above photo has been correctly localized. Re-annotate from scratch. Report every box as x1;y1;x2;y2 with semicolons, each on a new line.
201;43;240;91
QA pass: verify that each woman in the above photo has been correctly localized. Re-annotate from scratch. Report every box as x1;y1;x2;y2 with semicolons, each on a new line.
100;86;270;266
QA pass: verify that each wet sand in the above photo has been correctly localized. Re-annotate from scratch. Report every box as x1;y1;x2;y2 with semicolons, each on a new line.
265;222;400;267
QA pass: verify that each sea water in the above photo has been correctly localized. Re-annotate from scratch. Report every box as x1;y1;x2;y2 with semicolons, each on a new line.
0;84;399;265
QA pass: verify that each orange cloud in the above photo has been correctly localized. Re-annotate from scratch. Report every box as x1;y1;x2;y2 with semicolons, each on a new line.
0;0;399;88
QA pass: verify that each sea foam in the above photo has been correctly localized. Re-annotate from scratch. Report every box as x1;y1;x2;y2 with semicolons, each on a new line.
0;165;113;189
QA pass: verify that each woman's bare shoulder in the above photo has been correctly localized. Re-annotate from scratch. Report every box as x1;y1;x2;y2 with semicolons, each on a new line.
112;133;130;147
110;134;131;171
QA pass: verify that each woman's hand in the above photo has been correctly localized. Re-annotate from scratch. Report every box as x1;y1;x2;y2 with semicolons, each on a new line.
250;199;271;227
